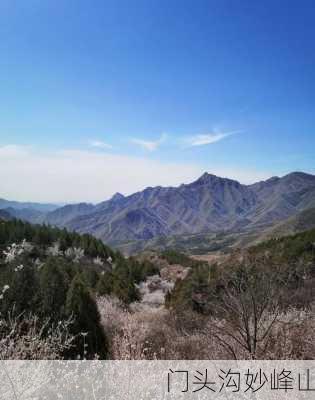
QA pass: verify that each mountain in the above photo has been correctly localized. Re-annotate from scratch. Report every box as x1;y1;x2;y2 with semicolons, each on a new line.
0;209;13;221
36;171;315;250
2;207;44;223
261;206;315;240
0;198;58;213
245;172;315;229
0;199;59;224
3;171;315;252
44;202;94;226
45;173;257;242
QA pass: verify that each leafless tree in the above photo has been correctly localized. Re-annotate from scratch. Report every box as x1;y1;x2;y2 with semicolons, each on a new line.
210;265;288;359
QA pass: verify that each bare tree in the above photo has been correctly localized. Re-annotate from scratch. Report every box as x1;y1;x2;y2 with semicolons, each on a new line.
210;265;288;359
0;312;75;359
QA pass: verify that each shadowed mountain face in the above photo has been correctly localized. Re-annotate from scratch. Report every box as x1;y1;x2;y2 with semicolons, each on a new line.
33;171;315;246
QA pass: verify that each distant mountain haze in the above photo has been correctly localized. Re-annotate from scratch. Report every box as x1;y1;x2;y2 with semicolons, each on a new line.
0;198;58;213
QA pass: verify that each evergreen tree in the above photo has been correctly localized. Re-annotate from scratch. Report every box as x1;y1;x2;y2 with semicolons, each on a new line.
65;274;108;359
39;259;69;320
112;277;140;303
1;263;39;316
96;272;114;296
82;268;99;289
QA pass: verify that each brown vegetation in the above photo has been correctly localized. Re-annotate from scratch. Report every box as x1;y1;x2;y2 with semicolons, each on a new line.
97;296;315;360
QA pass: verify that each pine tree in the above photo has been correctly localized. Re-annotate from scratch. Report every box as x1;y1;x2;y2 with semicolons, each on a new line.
65;274;108;359
112;277;140;303
96;272;114;296
1;263;39;316
39;259;69;320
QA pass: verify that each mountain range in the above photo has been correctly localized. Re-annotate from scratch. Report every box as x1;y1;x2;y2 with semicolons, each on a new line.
1;171;315;253
0;198;58;213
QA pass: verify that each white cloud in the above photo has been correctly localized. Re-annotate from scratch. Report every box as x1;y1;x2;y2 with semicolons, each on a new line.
130;133;167;152
0;145;272;203
88;139;113;149
184;130;239;147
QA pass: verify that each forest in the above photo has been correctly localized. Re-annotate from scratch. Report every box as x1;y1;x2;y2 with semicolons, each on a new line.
0;218;314;359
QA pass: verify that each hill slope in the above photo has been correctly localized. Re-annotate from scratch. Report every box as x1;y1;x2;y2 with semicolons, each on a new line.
262;207;315;239
4;171;315;251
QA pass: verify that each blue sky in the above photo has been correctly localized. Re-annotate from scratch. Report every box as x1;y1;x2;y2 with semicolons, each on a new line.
0;0;314;202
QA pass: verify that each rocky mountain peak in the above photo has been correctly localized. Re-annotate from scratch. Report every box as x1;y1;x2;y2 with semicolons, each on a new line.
193;172;220;185
283;171;315;183
193;172;241;188
111;192;125;202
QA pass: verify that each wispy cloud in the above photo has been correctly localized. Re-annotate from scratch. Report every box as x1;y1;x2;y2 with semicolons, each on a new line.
88;139;113;149
184;130;240;147
130;133;167;152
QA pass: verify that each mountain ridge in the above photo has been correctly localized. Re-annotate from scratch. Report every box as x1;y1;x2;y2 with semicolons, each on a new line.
44;171;315;247
0;198;58;212
2;171;315;251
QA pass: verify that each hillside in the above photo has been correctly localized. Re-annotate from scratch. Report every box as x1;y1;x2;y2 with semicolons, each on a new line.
167;227;315;314
0;198;57;212
262;207;315;239
0;218;158;358
0;199;58;224
1;217;314;360
2;171;315;253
